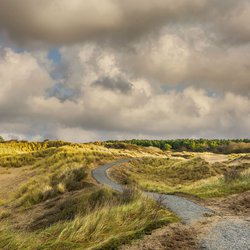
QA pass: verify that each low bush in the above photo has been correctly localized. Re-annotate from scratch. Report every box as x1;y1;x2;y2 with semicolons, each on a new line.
223;168;242;182
16;167;88;207
51;167;87;192
0;211;11;220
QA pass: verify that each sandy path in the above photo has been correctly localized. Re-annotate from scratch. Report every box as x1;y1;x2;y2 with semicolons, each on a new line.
92;159;213;223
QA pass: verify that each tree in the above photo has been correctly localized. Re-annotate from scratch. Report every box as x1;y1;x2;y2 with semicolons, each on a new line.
0;136;4;142
164;143;172;151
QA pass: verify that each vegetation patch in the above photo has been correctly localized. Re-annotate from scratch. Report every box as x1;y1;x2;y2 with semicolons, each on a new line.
1;140;248;249
120;223;199;250
0;141;176;249
111;156;250;198
119;139;250;153
0;189;177;250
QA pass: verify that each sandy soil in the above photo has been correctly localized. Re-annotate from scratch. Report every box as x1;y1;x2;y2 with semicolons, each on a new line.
0;166;35;200
120;191;250;250
120;223;199;250
204;191;250;216
195;153;229;164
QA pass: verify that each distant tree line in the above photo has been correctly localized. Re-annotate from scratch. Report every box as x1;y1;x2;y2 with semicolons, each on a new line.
0;136;4;142
114;139;250;154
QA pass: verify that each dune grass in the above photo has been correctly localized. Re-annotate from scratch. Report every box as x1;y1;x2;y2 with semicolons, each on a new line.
0;143;117;207
181;168;250;198
2;141;248;249
0;141;167;208
0;188;177;250
0;141;177;249
10;146;114;207
111;157;250;198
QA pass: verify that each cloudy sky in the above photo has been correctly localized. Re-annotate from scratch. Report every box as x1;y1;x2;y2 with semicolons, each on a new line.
0;0;249;142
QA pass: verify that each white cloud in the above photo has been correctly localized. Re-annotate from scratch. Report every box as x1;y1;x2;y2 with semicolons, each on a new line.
0;48;52;108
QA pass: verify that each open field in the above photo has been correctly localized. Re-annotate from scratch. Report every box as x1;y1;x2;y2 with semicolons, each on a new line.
0;140;249;249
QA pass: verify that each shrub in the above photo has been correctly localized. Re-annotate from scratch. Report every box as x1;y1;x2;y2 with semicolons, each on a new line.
105;142;128;149
223;168;242;182
0;211;11;220
120;186;139;203
51;167;87;192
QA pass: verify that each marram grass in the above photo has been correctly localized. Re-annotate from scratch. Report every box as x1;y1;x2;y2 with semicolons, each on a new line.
0;193;177;250
113;156;250;198
0;141;176;250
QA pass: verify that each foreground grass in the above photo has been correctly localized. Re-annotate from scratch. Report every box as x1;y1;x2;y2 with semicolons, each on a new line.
0;189;177;250
111;157;250;198
0;141;176;249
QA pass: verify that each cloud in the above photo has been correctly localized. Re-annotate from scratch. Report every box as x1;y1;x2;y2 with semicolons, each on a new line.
125;31;250;95
0;0;249;45
0;1;249;141
1;64;249;140
0;48;52;112
213;2;250;45
92;77;133;94
56;127;102;143
21;86;250;140
46;83;78;102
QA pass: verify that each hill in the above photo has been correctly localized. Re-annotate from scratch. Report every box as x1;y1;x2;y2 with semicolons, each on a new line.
0;140;249;249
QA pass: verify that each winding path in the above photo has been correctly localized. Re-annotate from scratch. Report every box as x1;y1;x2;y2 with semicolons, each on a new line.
92;159;214;224
93;159;250;249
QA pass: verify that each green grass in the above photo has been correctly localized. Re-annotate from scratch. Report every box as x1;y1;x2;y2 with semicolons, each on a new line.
181;168;250;198
112;156;250;198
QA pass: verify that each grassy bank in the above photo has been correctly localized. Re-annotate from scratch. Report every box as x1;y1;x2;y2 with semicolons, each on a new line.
0;141;159;207
0;188;177;250
110;156;250;198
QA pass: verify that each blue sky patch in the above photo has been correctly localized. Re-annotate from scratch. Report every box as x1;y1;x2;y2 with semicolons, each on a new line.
48;48;61;64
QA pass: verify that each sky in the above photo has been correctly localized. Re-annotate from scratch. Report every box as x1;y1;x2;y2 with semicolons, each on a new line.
0;0;249;142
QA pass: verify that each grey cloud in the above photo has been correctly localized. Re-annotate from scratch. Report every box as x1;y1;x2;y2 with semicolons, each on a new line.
212;1;250;45
92;77;133;94
121;31;250;96
0;0;248;45
46;83;78;102
0;1;249;141
0;48;52;111
2;86;249;141
0;48;249;140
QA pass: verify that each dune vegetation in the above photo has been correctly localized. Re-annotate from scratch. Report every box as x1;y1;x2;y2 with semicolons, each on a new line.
0;140;177;250
110;156;250;198
0;188;176;250
0;140;249;249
